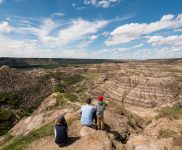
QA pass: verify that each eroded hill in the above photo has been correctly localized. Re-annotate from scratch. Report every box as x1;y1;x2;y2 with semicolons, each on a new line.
0;60;182;150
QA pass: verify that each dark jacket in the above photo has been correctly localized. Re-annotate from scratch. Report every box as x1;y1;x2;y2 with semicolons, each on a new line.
55;123;68;144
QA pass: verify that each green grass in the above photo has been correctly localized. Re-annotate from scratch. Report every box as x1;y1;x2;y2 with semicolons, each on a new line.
55;93;67;106
156;101;182;120
0;133;14;146
1;124;54;150
81;72;98;79
64;93;78;102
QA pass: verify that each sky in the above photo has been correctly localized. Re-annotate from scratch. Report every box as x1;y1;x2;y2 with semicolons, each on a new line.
0;0;182;59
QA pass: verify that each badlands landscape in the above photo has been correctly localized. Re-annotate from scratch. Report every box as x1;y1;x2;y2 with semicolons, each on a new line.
0;59;182;150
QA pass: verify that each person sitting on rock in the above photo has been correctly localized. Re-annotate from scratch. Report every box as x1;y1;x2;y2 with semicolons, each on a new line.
80;98;95;127
96;96;106;130
54;114;68;146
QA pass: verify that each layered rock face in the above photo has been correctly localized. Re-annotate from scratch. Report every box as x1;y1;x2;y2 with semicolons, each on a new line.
88;62;182;108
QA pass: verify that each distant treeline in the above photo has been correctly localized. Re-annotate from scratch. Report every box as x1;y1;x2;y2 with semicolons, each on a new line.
0;57;120;69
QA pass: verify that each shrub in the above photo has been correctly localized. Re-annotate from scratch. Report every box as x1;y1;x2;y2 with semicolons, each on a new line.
0;109;14;136
0;92;21;107
0;110;13;121
158;128;177;139
53;83;65;93
156;101;182;120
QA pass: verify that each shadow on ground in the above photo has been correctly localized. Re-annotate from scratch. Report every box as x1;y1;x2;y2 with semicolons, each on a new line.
59;137;80;148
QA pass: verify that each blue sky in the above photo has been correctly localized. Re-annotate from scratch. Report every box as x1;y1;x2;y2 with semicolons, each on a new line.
0;0;182;59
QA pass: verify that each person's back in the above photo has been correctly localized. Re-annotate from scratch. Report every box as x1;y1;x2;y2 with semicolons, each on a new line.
96;102;105;117
96;96;106;130
54;115;68;146
81;98;95;126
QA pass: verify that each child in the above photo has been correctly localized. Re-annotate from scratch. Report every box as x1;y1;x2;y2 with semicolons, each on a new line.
54;114;68;146
96;96;106;130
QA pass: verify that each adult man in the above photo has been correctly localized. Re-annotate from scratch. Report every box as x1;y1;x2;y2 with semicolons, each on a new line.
80;98;95;126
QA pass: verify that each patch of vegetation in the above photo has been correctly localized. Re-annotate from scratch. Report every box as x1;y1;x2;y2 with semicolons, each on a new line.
49;71;84;93
108;101;143;130
55;93;67;106
64;93;78;102
53;83;65;93
145;119;152;125
1;124;54;150
78;81;87;93
126;113;143;130
0;110;13;121
0;133;13;146
163;68;182;73
156;101;182;120
0;110;14;136
81;72;98;79
0;92;22;108
158;128;177;139
108;101;126;115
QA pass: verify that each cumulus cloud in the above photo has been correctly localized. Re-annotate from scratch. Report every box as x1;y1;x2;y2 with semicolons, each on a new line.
105;14;182;46
0;17;108;57
0;22;12;33
148;35;182;46
84;0;120;8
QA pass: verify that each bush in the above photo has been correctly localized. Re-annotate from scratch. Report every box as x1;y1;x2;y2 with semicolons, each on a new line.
0;92;21;107
0;121;12;136
53;83;65;93
0;110;13;121
156;101;182;120
0;110;14;136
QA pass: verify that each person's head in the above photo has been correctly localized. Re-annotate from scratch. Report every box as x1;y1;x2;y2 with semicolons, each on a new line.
97;96;103;102
85;98;92;105
56;114;66;126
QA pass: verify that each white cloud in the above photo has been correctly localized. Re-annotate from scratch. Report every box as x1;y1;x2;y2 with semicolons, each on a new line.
57;18;107;45
148;35;182;47
105;14;182;46
0;17;108;57
132;43;143;48
84;0;120;8
51;12;64;18
0;21;12;33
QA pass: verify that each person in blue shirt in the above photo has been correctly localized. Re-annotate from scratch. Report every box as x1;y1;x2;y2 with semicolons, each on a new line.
54;114;68;146
80;98;95;126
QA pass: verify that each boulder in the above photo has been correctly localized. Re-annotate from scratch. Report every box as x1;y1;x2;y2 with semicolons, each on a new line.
126;134;161;150
80;126;96;137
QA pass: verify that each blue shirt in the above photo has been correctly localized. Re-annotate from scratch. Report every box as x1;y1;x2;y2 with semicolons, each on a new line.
81;104;95;126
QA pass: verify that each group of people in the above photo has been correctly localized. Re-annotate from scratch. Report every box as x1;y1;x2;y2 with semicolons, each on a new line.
54;95;106;146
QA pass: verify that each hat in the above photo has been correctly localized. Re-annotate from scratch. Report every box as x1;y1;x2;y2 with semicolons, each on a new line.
98;96;103;102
